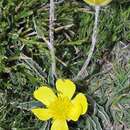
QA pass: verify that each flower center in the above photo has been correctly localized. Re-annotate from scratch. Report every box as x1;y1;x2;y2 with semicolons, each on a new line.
48;96;72;120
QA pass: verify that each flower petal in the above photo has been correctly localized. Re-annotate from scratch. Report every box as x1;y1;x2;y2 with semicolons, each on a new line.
32;108;52;121
34;86;57;106
67;102;82;121
56;79;76;99
72;93;88;115
83;0;112;6
51;120;68;130
67;93;88;121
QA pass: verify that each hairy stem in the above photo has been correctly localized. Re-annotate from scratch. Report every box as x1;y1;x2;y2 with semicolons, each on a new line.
73;6;100;81
49;0;57;78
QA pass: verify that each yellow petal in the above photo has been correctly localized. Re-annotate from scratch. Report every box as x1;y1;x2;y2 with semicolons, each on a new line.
31;108;52;121
67;102;82;121
34;86;57;106
56;79;76;99
83;0;112;6
51;120;68;130
72;93;88;115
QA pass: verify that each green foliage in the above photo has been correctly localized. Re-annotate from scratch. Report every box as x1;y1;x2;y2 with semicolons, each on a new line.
0;0;130;130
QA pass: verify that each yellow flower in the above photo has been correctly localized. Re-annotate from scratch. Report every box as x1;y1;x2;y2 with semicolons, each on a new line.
31;79;88;130
83;0;112;6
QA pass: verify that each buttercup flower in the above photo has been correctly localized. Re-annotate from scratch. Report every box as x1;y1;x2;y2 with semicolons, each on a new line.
32;79;88;130
83;0;112;6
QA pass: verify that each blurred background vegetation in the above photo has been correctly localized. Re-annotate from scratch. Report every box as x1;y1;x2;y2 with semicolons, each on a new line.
0;0;130;129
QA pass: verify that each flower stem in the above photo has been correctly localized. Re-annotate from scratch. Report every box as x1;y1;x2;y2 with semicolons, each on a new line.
73;6;100;81
49;0;57;79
